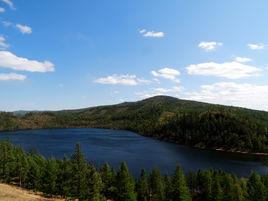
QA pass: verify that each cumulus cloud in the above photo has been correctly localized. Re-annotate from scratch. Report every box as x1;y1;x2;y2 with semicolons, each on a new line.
2;21;12;27
0;36;9;49
2;22;32;34
0;7;5;12
139;29;165;38
94;74;150;86
0;51;55;72
235;57;252;63
198;41;222;51
185;82;268;111
136;86;183;98
247;43;265;50
16;24;32;34
1;0;14;9
186;61;261;79
151;67;180;82
0;73;26;81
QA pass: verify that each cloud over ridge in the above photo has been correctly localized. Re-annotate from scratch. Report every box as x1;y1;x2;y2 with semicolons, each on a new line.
95;74;150;86
186;61;261;79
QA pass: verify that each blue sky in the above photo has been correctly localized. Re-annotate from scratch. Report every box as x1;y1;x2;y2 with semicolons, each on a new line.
1;0;268;111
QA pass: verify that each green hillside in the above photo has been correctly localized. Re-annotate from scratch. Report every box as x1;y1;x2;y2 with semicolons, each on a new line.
1;96;268;153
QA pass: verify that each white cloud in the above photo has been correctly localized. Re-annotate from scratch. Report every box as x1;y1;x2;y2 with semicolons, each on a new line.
198;41;222;51
0;73;26;81
139;29;146;34
1;0;14;9
0;7;5;12
186;61;261;79
185;82;268;111
151;67;180;82
94;74;150;86
16;24;32;34
2;21;32;34
2;21;12;27
0;36;9;49
0;51;55;72
139;29;165;38
247;43;265;50
136;86;183;98
235;57;252;63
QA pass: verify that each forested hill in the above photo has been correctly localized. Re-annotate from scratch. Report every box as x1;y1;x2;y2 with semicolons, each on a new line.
1;96;268;153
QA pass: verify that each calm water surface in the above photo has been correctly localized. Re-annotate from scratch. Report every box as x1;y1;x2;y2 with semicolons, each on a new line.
0;128;267;177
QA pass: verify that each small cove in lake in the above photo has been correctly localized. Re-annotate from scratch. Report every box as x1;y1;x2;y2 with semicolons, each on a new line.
0;128;267;177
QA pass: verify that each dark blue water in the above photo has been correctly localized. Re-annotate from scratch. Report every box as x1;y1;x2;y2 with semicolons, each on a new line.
0;128;267;177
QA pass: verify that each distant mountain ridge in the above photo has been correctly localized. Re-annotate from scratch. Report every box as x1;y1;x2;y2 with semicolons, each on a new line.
1;95;268;153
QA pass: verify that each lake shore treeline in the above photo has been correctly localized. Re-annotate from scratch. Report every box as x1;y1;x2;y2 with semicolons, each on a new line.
0;96;268;154
0;141;267;201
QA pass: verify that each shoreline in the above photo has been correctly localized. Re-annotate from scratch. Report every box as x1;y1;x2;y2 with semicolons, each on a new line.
1;127;268;158
214;148;268;157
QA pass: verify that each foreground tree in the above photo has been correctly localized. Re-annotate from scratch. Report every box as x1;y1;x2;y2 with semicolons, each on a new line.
42;158;58;196
14;147;28;187
0;141;14;183
70;143;89;200
210;176;223;201
149;168;166;201
26;154;45;191
88;168;105;201
136;169;149;201
247;172;266;201
0;141;267;201
116;162;137;201
56;157;73;197
100;163;116;199
170;166;192;201
196;170;212;201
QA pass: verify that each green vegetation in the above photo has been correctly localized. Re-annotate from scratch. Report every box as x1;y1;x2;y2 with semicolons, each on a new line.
0;141;267;201
1;96;268;152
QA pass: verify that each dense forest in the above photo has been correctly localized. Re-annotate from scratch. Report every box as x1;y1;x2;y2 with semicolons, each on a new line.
0;141;267;201
0;96;268;153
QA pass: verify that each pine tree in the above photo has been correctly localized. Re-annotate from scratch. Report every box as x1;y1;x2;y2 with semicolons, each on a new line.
14;147;28;187
164;175;173;201
26;154;46;191
149;168;166;201
261;175;268;201
136;169;149;201
170;166;192;201
211;176;223;201
231;182;244;201
247;172;266;201
70;143;88;200
196;170;213;201
186;171;196;198
42;158;58;196
221;174;233;201
0;141;14;183
239;179;249;201
56;157;73;198
116;162;137;201
88;168;105;201
100;163;116;200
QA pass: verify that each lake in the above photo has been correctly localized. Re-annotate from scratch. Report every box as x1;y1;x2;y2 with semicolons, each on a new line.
0;128;267;177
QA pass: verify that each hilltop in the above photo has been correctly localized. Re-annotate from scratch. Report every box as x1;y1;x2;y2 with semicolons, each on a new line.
1;96;268;153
